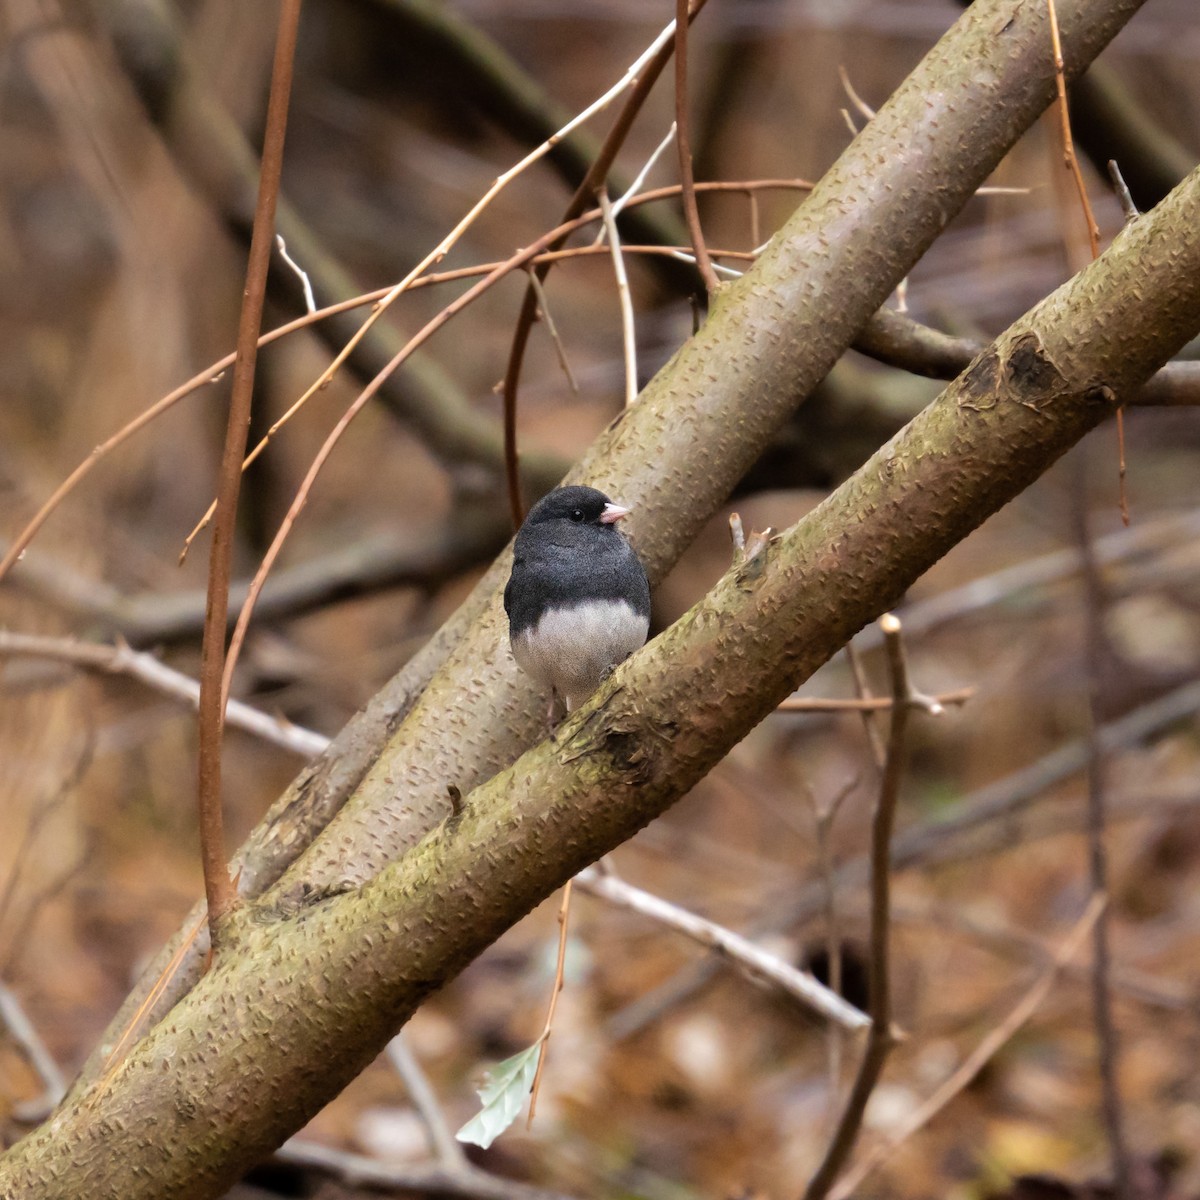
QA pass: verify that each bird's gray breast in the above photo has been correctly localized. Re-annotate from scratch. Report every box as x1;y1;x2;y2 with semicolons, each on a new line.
511;598;649;709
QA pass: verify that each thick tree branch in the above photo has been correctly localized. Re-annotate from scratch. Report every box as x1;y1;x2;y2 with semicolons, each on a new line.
854;302;1200;404
73;0;1154;1105
275;0;1158;899
6;96;1200;1200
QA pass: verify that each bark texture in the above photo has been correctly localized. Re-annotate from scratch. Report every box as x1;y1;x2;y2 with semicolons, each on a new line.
5;152;1200;1200
271;0;1154;891
77;0;1153;1084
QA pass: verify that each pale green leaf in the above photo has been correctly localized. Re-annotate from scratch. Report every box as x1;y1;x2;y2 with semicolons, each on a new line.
455;1042;542;1149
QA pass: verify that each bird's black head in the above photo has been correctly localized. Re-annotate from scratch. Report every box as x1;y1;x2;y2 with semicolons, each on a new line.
523;485;629;529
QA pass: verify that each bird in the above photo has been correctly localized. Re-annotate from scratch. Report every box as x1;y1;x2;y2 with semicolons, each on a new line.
504;485;651;716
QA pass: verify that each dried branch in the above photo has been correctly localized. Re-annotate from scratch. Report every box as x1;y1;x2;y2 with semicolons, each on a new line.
606;123;677;223
196;0;302;940
104;0;562;499
526;880;573;1124
0;631;327;759
1076;477;1131;1197
1107;159;1140;223
1070;62;1193;212
843;643;886;770
575;867;868;1031
778;688;974;714
500;0;712;525
0;176;804;590
1045;0;1126;528
0;982;67;1123
277;1137;579;1200
366;0;693;283
384;1033;467;1171
1046;0;1100;257
674;0;719;297
526;272;578;395
598;191;639;406
828;897;1106;1200
803;614;913;1200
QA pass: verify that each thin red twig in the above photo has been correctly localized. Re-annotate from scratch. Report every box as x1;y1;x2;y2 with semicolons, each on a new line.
527;879;573;1125
674;0;719;297
0;177;808;585
1046;0;1128;526
500;0;711;528
197;0;303;941
219;197;653;703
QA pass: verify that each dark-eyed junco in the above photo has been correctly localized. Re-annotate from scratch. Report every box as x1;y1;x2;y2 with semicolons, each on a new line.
504;485;651;714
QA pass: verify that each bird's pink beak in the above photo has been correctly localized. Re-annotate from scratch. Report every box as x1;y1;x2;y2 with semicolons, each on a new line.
600;502;630;524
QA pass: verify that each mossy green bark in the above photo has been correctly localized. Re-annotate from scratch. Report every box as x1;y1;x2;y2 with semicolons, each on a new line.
78;0;1154;1093
8;139;1200;1200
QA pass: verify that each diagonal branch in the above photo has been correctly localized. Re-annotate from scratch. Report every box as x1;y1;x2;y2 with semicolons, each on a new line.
7;97;1200;1200
195;0;302;940
71;0;1158;1103
802;614;912;1200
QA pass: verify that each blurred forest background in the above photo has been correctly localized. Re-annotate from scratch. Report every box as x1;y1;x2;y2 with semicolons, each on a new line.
2;0;1200;1197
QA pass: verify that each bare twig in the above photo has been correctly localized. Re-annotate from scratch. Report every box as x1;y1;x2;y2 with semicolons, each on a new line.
575;866;868;1031
891;894;1185;1013
1107;159;1140;223
838;65;877;122
1076;471;1131;1200
278;1136;579;1200
500;0;711;527
803;776;861;1105
385;1033;467;1171
843;643;886;770
728;511;746;558
275;234;315;314
526;272;578;394
778;688;974;714
803;613;916;1200
369;16;682;419
1046;0;1100;257
674;0;719;297
606;123;677;224
598;191;638;407
0;742;90;940
0;981;67;1123
527;879;573;1124
0;631;328;758
828;896;1105;1200
197;0;302;941
0;177;804;588
606;657;1200;1049
1046;0;1126;527
857;507;1200;649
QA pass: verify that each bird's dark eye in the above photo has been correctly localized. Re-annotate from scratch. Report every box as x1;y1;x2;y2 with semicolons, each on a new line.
570;509;585;522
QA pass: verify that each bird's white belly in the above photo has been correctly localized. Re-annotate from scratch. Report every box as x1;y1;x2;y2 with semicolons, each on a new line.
512;599;649;710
